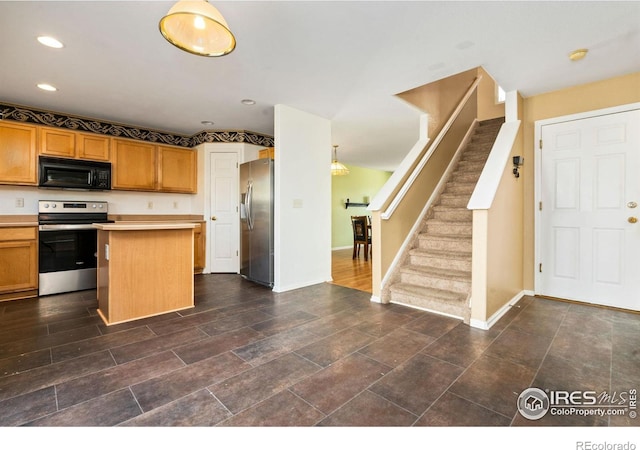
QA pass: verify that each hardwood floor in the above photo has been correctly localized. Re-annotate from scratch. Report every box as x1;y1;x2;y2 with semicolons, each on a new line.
330;248;372;293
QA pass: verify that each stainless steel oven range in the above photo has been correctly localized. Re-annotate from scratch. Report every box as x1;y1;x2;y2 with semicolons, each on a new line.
38;200;111;296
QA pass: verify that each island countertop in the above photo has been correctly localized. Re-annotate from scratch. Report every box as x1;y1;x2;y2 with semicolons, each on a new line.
93;221;197;231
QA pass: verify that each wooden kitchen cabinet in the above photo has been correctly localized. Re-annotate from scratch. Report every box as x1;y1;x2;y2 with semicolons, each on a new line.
0;226;38;302
76;132;110;161
112;140;197;194
193;221;206;274
40;126;110;161
158;145;197;193
258;147;274;160
0;121;38;185
96;223;195;325
39;126;76;158
111;138;157;191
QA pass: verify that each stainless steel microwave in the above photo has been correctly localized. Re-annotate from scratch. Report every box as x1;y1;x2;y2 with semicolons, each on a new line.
38;156;111;190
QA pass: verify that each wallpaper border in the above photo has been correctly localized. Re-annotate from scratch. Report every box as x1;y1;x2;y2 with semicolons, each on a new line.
0;103;274;148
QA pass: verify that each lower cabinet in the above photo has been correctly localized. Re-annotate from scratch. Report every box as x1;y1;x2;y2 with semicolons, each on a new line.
0;227;38;301
193;221;206;274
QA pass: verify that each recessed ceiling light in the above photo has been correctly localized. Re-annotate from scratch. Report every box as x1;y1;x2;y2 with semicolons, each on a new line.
37;36;64;49
569;48;588;61
241;99;256;105
201;120;215;126
37;83;57;92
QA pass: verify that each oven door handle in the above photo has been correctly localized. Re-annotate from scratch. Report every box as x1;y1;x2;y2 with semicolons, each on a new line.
39;224;98;231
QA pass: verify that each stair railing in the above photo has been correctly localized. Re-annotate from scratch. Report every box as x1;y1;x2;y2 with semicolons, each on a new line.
368;76;482;302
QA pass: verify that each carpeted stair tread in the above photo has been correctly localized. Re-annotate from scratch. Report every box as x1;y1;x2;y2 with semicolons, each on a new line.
389;284;469;320
400;264;471;281
390;283;467;302
425;218;472;225
409;247;472;260
417;232;472;241
443;183;475;191
418;233;471;241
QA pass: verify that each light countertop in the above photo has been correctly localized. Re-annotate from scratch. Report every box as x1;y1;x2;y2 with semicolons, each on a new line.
0;215;39;228
94;221;197;231
0;222;39;228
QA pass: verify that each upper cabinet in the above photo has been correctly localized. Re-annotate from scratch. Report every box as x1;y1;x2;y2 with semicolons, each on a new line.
39;127;75;157
76;132;110;161
0;121;38;185
39;126;110;161
112;139;197;194
258;147;275;160
158;145;197;193
0;120;197;193
111;139;157;191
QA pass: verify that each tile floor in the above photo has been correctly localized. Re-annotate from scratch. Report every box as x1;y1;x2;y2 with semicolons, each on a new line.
0;274;638;427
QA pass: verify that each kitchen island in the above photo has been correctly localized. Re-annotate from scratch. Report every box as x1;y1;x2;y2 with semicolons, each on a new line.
94;222;196;326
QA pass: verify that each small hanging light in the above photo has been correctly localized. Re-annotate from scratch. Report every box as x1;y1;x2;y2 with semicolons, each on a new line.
159;0;236;57
331;145;350;176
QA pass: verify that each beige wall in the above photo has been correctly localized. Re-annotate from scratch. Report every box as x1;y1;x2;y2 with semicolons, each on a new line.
397;67;504;138
486;120;524;318
521;72;640;290
477;67;506;121
397;68;477;138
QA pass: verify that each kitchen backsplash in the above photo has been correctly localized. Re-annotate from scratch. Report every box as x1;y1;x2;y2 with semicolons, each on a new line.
0;185;194;215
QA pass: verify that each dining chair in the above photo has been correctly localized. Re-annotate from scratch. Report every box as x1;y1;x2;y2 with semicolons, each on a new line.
351;215;371;261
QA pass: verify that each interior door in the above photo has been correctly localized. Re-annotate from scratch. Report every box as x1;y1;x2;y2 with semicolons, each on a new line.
209;152;239;273
538;109;640;311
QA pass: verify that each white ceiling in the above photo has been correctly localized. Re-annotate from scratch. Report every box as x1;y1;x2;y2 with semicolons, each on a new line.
1;1;639;171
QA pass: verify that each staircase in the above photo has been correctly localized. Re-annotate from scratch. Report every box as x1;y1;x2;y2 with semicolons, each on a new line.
385;117;504;323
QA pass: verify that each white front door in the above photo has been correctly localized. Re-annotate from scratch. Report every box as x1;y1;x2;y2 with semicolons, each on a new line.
210;152;239;273
538;108;640;311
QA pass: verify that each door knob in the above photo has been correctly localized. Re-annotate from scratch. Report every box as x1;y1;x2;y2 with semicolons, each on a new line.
629;217;638;224
211;216;217;221
628;201;638;209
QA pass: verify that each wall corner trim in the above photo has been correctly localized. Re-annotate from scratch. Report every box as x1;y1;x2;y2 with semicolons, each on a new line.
470;290;528;330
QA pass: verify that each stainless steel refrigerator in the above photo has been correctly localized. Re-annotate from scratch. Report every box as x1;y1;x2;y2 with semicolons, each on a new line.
239;158;274;287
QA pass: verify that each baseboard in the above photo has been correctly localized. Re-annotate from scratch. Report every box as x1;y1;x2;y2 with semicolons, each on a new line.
469;290;527;330
331;245;353;251
272;278;330;293
390;300;464;321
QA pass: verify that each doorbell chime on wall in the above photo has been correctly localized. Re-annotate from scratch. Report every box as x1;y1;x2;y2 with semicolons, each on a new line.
513;156;524;178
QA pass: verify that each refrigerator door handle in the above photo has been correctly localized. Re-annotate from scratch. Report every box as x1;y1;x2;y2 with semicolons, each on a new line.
246;181;254;230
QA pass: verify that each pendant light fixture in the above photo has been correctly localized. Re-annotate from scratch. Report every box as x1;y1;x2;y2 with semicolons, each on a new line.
159;0;236;57
331;145;350;176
